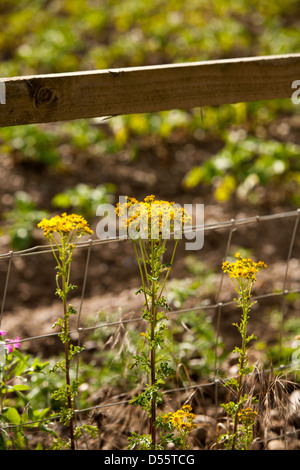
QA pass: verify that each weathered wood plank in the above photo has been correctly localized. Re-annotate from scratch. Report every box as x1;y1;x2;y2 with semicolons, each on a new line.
0;54;299;127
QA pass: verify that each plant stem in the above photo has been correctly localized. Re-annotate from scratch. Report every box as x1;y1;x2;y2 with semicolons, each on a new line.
231;286;249;451
61;246;75;451
134;240;150;312
150;240;157;448
0;365;4;413
132;234;177;449
157;239;178;304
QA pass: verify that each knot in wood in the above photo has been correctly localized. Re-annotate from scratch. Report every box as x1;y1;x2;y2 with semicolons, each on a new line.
34;86;57;108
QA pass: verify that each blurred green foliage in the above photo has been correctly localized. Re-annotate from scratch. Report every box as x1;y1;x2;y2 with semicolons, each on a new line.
1;0;300;77
3;191;48;250
0;0;300;248
183;132;300;203
1;125;61;167
0;346;54;450
52;182;115;220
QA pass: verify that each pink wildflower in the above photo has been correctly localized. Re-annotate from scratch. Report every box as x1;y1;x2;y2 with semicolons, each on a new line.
0;331;20;353
5;337;20;353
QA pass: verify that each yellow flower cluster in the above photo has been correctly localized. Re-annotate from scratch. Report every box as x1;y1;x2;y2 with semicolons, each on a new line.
163;405;197;433
222;252;267;282
116;195;191;239
38;212;93;239
237;407;258;425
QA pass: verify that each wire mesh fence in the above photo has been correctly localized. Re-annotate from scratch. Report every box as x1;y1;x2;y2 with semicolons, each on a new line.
0;208;300;446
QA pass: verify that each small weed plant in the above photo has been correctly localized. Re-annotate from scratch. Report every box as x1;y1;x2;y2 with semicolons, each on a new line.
38;213;97;449
156;404;198;450
219;253;267;450
116;195;197;449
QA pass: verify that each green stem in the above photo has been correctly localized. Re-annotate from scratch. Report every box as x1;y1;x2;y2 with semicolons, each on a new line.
134;240;150;312
133;235;176;449
157;239;178;304
150;240;157;449
0;365;4;413
231;283;250;451
61;245;75;451
49;239;62;272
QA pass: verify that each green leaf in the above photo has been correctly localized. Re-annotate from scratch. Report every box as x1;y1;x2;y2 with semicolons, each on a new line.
8;386;30;405
13;384;30;391
3;407;21;425
7;384;30;392
183;166;204;189
0;429;7;450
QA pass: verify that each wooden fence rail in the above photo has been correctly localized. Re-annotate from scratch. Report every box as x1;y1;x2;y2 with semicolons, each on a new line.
0;53;299;127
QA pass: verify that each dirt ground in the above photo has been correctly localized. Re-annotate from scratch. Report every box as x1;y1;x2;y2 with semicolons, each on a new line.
0;115;300;449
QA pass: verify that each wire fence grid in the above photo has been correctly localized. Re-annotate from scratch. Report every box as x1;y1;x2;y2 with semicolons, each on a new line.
0;208;300;438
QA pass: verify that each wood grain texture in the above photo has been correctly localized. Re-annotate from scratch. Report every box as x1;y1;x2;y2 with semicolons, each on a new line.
0;54;300;127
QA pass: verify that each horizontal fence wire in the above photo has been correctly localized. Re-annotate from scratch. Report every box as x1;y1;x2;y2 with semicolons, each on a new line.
0;362;298;432
1;208;299;261
0;209;300;438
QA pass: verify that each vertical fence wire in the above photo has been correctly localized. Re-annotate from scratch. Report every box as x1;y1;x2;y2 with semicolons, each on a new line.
0;251;13;329
278;209;300;363
75;237;93;380
74;238;93;450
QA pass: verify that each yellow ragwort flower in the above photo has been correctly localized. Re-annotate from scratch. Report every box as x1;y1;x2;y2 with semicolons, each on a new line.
164;405;197;433
237;407;258;425
38;212;93;239
222;253;267;283
116;195;191;239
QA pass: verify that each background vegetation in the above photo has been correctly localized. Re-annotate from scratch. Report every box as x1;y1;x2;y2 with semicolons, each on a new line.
0;0;300;450
1;0;300;248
